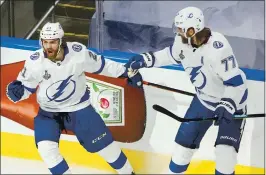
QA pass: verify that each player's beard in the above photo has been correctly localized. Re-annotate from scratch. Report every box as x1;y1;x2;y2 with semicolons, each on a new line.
179;34;189;44
46;48;60;62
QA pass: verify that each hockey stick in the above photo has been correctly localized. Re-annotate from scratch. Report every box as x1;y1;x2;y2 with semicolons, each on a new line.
127;66;194;96
153;104;265;123
142;81;195;97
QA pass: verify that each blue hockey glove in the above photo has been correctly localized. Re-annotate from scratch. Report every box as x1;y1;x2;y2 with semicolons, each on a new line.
6;80;25;103
120;68;143;88
214;99;236;126
127;71;143;88
124;52;155;70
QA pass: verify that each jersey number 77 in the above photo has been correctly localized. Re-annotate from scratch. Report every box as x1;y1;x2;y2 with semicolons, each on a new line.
221;55;236;72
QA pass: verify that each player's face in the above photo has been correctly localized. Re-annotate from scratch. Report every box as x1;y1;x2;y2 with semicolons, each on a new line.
42;39;60;58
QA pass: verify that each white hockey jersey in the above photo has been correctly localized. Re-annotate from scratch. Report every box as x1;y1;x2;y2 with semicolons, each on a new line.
145;31;248;112
17;42;126;112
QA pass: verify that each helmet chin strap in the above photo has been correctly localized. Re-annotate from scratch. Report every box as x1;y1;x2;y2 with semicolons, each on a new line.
186;32;196;46
56;38;62;58
188;37;192;45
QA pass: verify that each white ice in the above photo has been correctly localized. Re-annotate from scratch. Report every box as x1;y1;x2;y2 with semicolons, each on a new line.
1;156;113;174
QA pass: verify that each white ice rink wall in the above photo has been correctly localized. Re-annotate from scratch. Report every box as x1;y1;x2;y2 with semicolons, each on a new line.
1;1;265;174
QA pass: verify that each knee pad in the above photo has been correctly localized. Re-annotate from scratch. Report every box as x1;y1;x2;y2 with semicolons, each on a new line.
215;145;237;174
172;143;196;166
37;140;64;168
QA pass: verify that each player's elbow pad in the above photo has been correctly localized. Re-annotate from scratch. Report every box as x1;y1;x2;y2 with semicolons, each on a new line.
6;80;33;103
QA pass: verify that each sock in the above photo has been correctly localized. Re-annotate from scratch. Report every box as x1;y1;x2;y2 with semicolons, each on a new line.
49;159;70;175
63;168;72;174
168;159;189;174
215;169;235;175
109;151;133;174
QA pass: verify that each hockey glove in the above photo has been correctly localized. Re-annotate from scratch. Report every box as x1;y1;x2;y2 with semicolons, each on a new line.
120;68;143;88
124;52;155;70
6;80;25;103
214;99;236;126
127;71;143;88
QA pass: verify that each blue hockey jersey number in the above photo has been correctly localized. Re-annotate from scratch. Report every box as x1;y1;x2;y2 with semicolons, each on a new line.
221;55;236;72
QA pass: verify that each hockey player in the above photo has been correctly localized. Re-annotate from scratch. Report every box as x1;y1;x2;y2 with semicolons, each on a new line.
6;22;141;174
124;7;248;175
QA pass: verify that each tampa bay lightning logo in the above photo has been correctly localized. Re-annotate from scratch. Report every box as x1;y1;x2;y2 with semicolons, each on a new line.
188;13;193;18
30;52;40;60
185;66;207;90
213;41;223;49
72;44;82;52
46;75;76;102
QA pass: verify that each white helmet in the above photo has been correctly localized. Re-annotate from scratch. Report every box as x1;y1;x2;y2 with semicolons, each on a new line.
173;7;204;38
40;22;64;40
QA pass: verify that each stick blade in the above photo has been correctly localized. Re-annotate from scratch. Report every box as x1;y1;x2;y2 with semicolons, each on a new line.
152;104;187;122
153;104;213;122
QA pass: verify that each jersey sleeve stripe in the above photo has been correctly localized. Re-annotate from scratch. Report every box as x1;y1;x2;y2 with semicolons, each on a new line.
93;56;105;74
169;44;175;59
74;90;90;105
239;89;248;105
169;45;181;64
223;75;244;87
24;86;37;93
